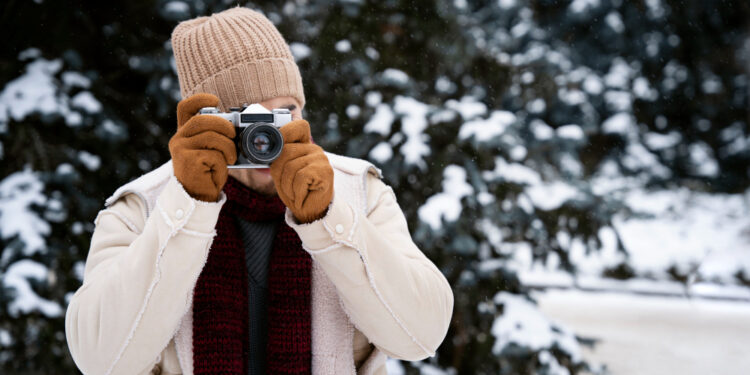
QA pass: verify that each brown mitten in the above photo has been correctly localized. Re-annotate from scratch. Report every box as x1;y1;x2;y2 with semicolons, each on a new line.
270;120;334;223
169;93;237;202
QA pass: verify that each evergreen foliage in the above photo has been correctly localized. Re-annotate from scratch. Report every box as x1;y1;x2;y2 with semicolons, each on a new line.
0;0;747;373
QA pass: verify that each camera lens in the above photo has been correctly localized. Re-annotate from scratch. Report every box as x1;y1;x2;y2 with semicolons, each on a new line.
239;124;283;164
252;133;271;153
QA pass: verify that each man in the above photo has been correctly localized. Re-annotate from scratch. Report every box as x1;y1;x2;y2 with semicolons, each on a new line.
65;7;453;375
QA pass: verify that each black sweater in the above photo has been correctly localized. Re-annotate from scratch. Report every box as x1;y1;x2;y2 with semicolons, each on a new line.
235;217;278;375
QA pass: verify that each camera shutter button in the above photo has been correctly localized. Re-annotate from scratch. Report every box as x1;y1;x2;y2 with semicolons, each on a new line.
175;209;184;220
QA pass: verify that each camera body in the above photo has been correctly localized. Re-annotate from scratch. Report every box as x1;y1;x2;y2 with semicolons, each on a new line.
198;104;292;168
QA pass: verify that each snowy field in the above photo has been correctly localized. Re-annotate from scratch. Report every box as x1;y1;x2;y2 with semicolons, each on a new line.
536;289;750;375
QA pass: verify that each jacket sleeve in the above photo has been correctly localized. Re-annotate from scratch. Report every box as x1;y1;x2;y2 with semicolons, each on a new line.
65;177;224;375
286;172;454;361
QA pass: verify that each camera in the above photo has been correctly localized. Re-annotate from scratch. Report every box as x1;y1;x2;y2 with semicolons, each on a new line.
199;103;292;168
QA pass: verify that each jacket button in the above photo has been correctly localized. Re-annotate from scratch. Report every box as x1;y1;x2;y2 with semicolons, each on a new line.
175;209;184;220
335;224;344;234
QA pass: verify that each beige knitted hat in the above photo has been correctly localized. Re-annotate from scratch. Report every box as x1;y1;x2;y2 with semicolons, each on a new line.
171;7;305;111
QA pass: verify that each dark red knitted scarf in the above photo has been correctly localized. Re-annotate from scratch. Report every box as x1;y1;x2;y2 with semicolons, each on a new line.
192;176;312;374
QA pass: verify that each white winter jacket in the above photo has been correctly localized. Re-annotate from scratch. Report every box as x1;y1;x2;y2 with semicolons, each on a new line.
65;153;453;375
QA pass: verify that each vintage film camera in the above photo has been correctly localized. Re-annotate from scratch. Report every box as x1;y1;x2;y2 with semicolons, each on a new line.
199;104;292;168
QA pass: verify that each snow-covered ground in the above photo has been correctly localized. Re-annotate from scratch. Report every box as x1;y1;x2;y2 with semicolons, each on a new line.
536;289;750;375
501;184;750;290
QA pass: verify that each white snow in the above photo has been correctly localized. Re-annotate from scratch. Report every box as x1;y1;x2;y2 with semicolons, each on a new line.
71;91;102;113
365;46;379;60
5;259;62;317
386;359;405;375
526;98;546;114
556;124;585;140
477;191;495;205
363;96;434;167
289;42;311;61
605;59;632;89
558;88;587;106
420;364;450;375
491;292;582;361
582;75;604;95
56;163;74;175
567;228;626;276
429;109;457;124
74;261;85;281
483;156;581;210
365;91;382;107
0;58;62;126
633;77;658;101
559;153;583;176
0;329;10;346
345;104;360;118
530;119;554;140
61;71;91;89
605;12;625;33
510;145;527;160
18;48;41;60
458;110;516;142
511;21;531;38
604;90;633;112
0;57;98;127
445;96;487;120
526;181;580;210
419;165;474;230
483;157;541;185
702;77;723;94
164;1;189;14
537;172;750;290
644;131;681;150
569;0;600;14
100;118;126;138
78;150;101;171
498;0;517;9
614;189;750;283
645;0;666;19
720;135;748;158
537;289;750;375
363;103;394;135
0;169;49;255
335;39;352;53
622;143;670;177
394;96;431;167
688;142;719;177
435;76;456;94
521;72;535;84
479;219;503;252
369;142;393;163
381;68;410;85
602;112;635;135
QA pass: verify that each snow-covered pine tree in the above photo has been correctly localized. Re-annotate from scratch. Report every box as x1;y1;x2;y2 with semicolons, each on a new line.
0;0;747;374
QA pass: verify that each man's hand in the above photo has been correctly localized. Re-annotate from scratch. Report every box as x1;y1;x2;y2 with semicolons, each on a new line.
169;93;237;202
270;120;334;223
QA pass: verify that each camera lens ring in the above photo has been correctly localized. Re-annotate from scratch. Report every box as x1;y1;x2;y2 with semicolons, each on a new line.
239;123;284;164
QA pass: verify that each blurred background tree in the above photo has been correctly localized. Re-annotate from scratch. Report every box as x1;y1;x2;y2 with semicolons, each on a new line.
1;0;748;374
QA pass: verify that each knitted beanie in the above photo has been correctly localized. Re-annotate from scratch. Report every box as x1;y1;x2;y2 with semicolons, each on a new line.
171;7;305;111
